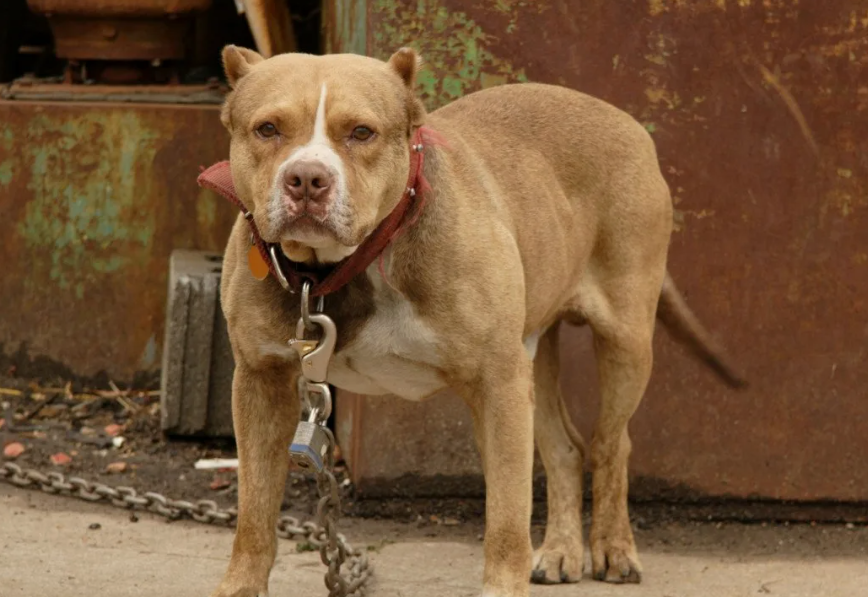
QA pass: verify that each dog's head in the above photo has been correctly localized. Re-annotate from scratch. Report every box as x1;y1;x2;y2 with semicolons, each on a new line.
219;46;426;263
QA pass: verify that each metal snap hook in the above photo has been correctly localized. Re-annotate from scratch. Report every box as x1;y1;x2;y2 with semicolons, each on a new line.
268;245;292;292
291;312;336;384
300;280;325;331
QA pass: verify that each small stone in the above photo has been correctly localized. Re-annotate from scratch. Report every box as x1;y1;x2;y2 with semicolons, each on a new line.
88;523;101;530
50;452;72;466
129;514;139;523
846;522;855;530
111;436;125;449
443;517;460;526
105;461;128;474
3;442;25;459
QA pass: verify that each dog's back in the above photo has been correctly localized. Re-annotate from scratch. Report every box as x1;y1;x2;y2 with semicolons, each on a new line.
427;83;673;333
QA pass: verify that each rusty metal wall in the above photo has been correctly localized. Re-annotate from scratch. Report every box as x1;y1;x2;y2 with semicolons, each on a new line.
330;0;868;501
0;100;236;382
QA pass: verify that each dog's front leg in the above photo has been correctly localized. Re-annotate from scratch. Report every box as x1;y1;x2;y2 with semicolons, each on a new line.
464;353;535;597
211;363;299;597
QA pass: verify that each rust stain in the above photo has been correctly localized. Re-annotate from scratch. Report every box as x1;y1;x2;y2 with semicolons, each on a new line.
755;62;820;157
327;0;868;502
0;101;237;379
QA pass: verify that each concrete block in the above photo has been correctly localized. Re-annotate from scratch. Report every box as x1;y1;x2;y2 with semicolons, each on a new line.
160;250;235;437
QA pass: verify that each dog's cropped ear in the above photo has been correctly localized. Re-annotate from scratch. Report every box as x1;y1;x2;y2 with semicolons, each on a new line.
388;47;423;88
222;45;264;88
388;48;427;130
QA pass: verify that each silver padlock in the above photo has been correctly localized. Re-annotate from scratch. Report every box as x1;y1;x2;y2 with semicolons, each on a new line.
289;420;331;472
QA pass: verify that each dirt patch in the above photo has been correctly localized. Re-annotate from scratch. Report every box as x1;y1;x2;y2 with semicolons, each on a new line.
0;374;329;518
3;374;868;535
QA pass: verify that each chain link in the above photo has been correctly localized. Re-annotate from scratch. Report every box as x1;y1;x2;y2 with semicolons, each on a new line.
0;461;370;595
314;464;369;596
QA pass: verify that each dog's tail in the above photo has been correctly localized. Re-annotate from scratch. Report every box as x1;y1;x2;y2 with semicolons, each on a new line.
656;273;747;388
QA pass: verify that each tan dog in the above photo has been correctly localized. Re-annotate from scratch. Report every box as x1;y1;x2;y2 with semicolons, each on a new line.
211;45;742;597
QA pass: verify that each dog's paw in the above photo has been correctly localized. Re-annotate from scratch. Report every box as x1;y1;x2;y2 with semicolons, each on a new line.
590;540;642;584
530;539;584;584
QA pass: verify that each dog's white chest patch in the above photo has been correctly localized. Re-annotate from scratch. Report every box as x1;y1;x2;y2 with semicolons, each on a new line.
327;279;446;401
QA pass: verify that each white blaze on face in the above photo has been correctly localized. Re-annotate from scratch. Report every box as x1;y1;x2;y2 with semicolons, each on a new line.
270;83;355;260
293;84;340;166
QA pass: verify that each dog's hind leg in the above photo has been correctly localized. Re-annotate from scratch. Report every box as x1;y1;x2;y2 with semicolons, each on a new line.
530;323;586;584
585;273;660;584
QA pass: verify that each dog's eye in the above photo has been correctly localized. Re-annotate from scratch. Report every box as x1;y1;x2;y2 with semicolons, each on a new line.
256;122;278;139
351;126;374;141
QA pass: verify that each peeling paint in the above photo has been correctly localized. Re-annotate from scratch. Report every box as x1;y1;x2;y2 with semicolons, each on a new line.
369;0;528;109
16;111;158;288
1;101;237;379
0;161;11;186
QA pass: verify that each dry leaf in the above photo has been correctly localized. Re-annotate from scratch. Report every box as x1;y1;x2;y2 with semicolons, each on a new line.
210;476;231;491
3;442;25;459
50;452;72;465
105;461;128;474
104;424;123;437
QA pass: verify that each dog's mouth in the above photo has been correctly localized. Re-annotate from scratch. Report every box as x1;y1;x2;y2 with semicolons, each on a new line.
277;213;358;249
287;214;331;234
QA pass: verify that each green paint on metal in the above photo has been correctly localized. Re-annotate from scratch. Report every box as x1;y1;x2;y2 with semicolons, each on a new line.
0;161;12;186
139;334;158;370
1;127;12;151
330;0;368;55
197;192;217;229
369;0;529;110
15;110;159;289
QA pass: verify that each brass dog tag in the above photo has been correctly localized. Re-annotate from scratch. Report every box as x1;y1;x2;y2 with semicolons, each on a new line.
248;245;269;280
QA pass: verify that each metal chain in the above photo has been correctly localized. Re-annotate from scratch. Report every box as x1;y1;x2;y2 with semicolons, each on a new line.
304;425;370;597
0;461;370;595
284;280;368;595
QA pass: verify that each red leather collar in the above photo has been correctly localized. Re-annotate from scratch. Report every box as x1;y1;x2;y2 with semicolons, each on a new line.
197;126;441;297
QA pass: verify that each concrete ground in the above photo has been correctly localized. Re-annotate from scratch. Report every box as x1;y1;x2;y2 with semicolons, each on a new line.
2;485;867;597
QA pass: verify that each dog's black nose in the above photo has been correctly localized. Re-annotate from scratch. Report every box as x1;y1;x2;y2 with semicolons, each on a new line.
284;160;333;203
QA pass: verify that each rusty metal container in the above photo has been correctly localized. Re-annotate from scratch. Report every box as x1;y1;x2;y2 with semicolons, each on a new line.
0;99;236;383
329;0;868;502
